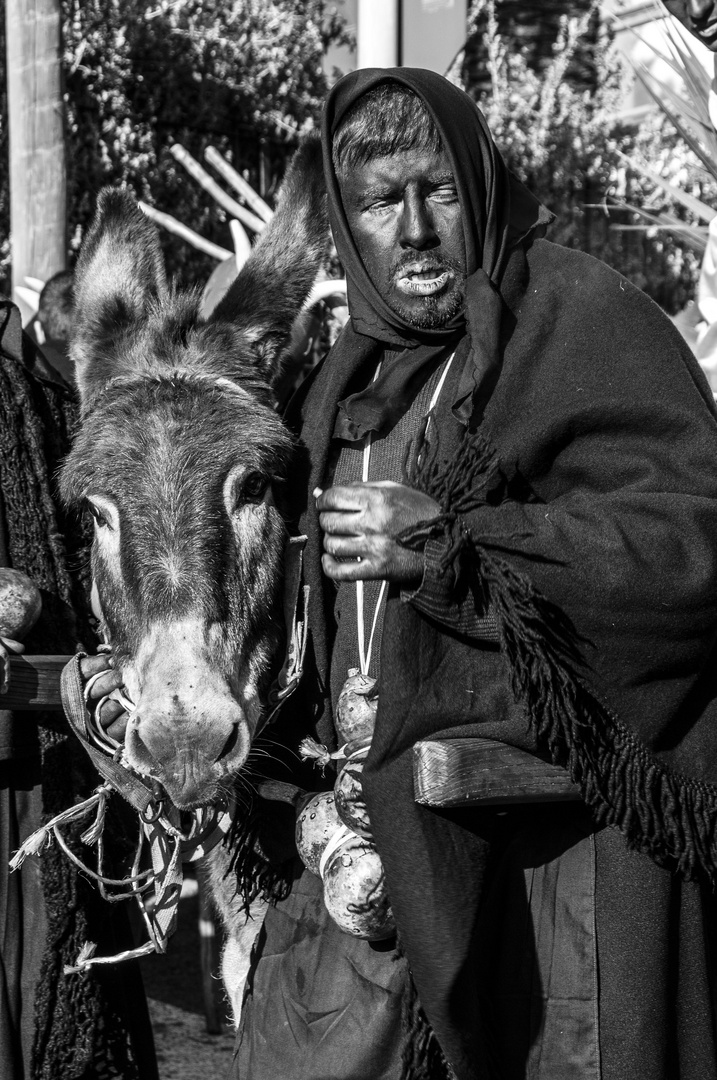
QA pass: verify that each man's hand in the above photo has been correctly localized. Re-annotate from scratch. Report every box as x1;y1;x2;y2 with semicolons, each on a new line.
316;481;441;585
79;652;129;742
0;637;25;695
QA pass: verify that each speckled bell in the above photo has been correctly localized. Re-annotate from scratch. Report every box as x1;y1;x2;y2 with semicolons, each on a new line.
335;668;378;744
295;790;342;876
334;742;372;838
321;831;395;940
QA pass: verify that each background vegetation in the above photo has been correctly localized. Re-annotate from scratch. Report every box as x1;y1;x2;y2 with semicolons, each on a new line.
0;0;711;313
0;0;349;290
461;0;703;314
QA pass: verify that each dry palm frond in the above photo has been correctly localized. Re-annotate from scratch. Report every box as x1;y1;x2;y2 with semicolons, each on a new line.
612;10;717;250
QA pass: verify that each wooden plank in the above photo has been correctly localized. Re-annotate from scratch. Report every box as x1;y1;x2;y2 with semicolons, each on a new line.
1;655;71;710
170;144;267;234
204;146;273;224
138;202;232;262
413;737;581;808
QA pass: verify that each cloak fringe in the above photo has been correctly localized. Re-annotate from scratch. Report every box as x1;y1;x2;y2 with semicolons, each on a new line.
401;429;717;886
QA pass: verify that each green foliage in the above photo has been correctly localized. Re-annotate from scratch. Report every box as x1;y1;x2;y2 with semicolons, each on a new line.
0;0;349;291
458;0;701;313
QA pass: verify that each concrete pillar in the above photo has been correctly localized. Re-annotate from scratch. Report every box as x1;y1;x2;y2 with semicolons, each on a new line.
356;0;399;68
6;0;67;323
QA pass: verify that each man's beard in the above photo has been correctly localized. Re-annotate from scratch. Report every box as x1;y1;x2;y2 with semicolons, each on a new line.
386;252;465;330
390;286;464;330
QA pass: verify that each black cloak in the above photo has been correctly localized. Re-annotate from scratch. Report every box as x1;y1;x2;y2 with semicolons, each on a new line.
270;70;717;1079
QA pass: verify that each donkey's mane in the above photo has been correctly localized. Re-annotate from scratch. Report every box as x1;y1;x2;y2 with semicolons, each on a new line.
78;366;270;419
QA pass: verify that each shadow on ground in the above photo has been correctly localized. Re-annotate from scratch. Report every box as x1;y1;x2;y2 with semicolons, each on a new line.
140;871;235;1080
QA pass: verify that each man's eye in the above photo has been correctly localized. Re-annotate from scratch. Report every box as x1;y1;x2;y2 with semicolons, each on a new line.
87;503;109;528
361;193;399;211
431;186;459;203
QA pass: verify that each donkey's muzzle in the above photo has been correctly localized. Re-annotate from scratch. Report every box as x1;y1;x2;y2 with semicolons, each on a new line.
124;694;251;809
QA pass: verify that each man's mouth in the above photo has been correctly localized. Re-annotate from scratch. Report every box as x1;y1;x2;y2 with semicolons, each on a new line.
698;21;717;45
395;264;452;297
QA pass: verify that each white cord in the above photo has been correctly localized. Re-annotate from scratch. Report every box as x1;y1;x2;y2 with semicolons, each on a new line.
318;823;355;879
355;351;455;676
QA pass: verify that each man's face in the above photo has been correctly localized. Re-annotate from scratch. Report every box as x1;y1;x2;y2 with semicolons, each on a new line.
664;0;717;50
338;147;467;331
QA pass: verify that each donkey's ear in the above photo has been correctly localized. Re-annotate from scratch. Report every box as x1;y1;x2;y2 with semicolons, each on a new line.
206;133;329;381
71;188;168;409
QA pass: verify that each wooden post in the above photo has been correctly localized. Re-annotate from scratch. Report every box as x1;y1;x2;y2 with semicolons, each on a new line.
356;0;399;68
5;0;67;325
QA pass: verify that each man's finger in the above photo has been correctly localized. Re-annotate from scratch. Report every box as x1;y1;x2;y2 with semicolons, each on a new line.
359;480;402;490
0;640;25;695
97;697;127;732
0;638;25;655
319;510;364;537
80;653;114;679
321;553;382;581
323;534;366;558
98;697;126;725
85;669;124;701
316;484;372;512
106;714;130;743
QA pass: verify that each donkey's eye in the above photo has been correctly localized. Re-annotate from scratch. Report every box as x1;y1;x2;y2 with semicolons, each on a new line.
241;471;268;504
87;502;109;528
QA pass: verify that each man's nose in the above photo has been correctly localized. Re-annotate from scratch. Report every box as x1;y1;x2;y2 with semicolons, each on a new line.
687;0;715;22
398;196;437;249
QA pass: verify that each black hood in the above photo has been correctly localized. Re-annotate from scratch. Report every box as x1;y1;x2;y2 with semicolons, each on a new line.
321;68;554;438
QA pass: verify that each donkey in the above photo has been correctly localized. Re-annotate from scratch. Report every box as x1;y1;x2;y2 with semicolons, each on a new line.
59;136;328;1015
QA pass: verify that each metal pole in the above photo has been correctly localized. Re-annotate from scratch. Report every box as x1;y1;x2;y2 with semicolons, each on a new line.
6;0;67;323
356;0;400;68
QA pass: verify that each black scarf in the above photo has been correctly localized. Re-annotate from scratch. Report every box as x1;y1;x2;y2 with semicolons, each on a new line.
321;67;553;439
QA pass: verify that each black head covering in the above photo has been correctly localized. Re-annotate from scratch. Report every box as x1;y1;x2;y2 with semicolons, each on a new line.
322;67;553;439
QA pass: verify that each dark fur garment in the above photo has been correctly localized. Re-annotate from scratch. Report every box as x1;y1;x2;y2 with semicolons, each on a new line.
0;300;153;1080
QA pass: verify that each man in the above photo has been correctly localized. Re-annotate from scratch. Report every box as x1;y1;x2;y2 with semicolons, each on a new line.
26;270;76;386
232;69;717;1080
664;0;717;48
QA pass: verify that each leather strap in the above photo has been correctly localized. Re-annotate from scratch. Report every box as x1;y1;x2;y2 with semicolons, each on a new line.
61;653;156;814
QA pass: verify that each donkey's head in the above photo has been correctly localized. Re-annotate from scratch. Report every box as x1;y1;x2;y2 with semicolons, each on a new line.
61;138;327;809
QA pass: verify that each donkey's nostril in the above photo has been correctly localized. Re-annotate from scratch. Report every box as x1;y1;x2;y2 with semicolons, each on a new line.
126;726;161;775
218;725;240;762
